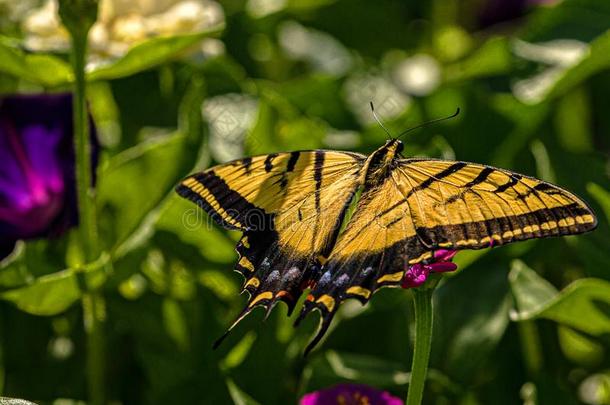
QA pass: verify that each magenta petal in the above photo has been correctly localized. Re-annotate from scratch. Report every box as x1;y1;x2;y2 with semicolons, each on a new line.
22;125;65;194
428;262;458;273
381;392;404;405
402;264;430;289
299;383;403;405
433;249;457;262
299;392;320;405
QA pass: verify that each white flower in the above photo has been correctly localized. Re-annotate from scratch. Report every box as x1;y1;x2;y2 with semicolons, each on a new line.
393;54;441;97
203;94;259;162
343;71;412;126
0;0;41;25
511;39;589;104
278;21;353;77
21;0;225;64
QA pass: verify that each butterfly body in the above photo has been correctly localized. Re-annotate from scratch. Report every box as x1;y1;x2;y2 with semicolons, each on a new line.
176;140;597;352
361;139;404;186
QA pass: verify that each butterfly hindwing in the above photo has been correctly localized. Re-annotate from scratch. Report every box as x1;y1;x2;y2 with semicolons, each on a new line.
299;159;597;351
176;150;366;329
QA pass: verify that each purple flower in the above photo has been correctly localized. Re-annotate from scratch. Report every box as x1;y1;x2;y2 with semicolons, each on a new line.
402;249;458;289
479;0;559;28
300;384;403;405
0;93;97;257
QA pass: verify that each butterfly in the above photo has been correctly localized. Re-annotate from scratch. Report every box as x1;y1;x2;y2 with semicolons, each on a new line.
176;121;597;354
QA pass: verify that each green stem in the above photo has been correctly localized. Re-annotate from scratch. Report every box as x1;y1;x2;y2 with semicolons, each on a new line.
72;35;97;261
71;31;105;405
518;321;543;377
406;288;434;405
82;292;105;405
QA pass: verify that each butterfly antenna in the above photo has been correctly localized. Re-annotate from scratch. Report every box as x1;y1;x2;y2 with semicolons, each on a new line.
396;108;460;139
369;101;393;138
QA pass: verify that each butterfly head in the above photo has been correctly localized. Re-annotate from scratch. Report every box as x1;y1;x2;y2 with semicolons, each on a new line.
363;139;404;185
384;138;404;158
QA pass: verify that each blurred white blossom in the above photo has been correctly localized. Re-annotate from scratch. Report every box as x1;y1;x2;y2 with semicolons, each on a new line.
0;0;41;26
21;0;224;66
48;336;74;360
203;94;259;162
393;54;442;96
344;71;411;126
278;21;352;76
324;129;360;149
579;373;610;405
246;0;286;18
512;39;589;104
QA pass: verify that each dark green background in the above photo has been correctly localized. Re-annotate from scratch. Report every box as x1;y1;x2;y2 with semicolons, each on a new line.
1;0;610;404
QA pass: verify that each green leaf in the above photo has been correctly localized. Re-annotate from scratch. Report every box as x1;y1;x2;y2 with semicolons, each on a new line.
221;332;257;370
155;197;236;265
301;350;459;397
434;261;511;382
87;29;223;82
162;298;189;351
509;259;610;337
97;132;201;254
246;96;326;155
0;239;70;289
558;325;605;367
509;260;558;316
307;350;411;388
198;270;240;302
0;254;110;316
0;37;73;87
0;242;28;289
226;378;262;405
587;182;610;224
444;37;512;82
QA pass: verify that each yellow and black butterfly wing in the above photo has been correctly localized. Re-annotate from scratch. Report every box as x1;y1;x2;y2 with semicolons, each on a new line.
392;158;597;251
299;159;597;352
176;150;366;327
296;177;415;352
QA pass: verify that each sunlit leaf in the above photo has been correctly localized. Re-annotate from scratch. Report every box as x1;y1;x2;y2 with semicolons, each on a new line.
87;29;223;82
221;332;257;370
444;37;512;82
510;259;610;337
0;37;72;86
162;298;189;351
558;325;604;367
0;254;110;316
226;378;262;405
97;132;201;255
198;270;240;302
0;240;70;290
587;182;610;224
0;242;28;289
155;195;236;265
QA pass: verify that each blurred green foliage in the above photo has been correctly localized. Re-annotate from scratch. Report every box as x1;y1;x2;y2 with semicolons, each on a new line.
1;0;610;404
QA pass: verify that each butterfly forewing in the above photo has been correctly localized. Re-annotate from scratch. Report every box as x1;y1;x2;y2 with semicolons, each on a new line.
176;150;366;322
394;159;597;248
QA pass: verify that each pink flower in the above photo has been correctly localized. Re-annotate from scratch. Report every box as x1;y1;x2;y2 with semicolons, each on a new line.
300;383;403;405
401;249;458;289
